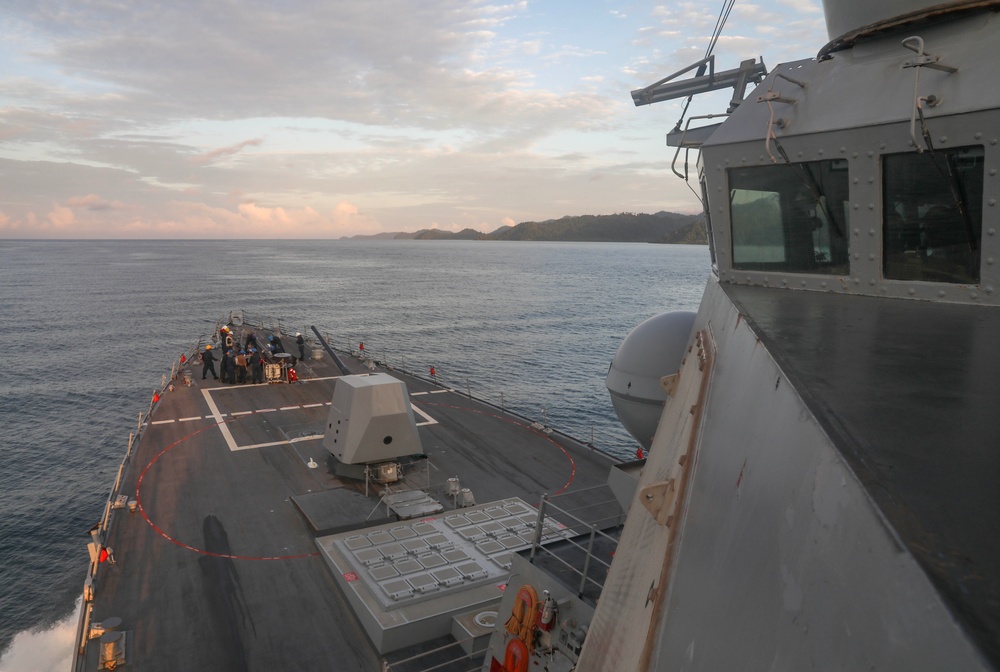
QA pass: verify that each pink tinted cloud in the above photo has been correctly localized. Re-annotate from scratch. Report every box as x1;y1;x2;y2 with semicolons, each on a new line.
189;138;264;166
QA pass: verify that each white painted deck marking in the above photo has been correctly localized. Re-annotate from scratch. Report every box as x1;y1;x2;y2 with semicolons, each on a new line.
431;389;453;394
201;374;431;451
411;403;438;427
410;391;428;396
179;416;203;422
200;388;238;452
232;434;325;452
151;419;175;425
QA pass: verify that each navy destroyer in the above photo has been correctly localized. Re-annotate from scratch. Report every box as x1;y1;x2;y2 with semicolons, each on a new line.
74;0;1000;670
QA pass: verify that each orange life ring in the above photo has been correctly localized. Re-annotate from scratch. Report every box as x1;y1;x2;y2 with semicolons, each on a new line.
504;584;539;647
504;637;529;672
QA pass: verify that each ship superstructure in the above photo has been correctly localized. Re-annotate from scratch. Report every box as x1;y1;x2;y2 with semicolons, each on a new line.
579;0;1000;669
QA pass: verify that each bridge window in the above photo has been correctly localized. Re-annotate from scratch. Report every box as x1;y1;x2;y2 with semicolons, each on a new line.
729;160;849;274
883;146;983;284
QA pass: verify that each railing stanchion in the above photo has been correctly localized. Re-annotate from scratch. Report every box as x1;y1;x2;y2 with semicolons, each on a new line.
579;523;598;598
530;493;548;564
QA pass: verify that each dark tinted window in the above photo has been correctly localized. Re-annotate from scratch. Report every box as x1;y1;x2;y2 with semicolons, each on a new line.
729;160;849;274
883;146;983;284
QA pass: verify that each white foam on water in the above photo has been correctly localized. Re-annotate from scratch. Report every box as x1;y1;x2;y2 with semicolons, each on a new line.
0;598;80;672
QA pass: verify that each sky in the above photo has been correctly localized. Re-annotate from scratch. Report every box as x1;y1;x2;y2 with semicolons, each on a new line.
0;0;829;239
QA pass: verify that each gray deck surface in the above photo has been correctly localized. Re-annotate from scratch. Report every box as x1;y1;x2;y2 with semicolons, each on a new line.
727;284;1000;667
82;334;618;672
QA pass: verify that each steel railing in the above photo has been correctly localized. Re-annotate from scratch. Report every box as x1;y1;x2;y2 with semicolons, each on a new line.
528;487;625;599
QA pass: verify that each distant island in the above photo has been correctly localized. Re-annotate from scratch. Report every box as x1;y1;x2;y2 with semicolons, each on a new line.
343;211;707;244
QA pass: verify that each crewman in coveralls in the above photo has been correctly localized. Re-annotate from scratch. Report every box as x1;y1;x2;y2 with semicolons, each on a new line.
235;350;248;384
201;345;218;380
249;348;264;384
220;348;234;384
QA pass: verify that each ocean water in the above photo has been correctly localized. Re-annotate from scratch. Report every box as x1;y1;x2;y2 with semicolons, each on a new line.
0;239;709;669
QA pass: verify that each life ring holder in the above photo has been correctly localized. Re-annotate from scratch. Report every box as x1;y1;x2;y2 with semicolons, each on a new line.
503;583;539;660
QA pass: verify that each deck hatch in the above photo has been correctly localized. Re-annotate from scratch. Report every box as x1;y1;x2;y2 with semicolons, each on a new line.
390;526;417;540
490;552;513;569
345;535;372;551
319;497;570;612
393;558;423;575
412;522;437;535
401;538;429;553
354;548;383;566
370;565;400;581
476;540;505;555
417;553;447;569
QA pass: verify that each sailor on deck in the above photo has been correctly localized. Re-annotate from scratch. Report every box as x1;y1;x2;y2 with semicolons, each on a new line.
220;349;234;384
249;348;264;384
201;345;218;380
235;350;248;384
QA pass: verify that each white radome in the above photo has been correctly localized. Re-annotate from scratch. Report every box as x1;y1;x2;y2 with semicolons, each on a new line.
606;311;696;450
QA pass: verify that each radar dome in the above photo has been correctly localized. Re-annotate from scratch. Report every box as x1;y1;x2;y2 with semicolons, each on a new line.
606;311;696;450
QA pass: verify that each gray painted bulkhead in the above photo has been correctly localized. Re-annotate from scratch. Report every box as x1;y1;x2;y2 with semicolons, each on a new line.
651;279;988;670
579;278;989;670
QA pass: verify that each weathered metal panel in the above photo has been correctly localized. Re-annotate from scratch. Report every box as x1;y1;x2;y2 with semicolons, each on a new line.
651;278;987;669
580;278;989;670
706;13;1000;145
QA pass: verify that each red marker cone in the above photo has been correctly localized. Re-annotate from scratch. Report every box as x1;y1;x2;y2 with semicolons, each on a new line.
430;366;436;377
359;342;364;351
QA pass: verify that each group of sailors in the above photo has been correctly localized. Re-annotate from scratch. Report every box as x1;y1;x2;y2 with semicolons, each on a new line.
200;325;306;384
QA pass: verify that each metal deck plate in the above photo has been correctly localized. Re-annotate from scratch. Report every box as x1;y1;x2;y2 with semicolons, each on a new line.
320;497;568;612
315;497;571;654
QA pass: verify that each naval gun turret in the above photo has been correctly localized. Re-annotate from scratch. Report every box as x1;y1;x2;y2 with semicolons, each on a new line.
322;372;424;483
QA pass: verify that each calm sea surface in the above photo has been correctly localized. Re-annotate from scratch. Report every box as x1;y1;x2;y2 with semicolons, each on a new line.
0;239;708;668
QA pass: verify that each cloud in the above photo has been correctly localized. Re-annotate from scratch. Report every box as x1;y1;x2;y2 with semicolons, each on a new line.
0;190;384;239
65;194;132;210
189;139;263;166
5;1;540;132
0;105;108;143
0;1;828;240
47;204;74;227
